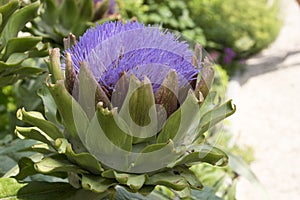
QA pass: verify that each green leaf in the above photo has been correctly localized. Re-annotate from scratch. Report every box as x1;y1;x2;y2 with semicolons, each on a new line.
81;174;116;193
1;2;39;47
0;155;16;176
0;178;27;198
16;108;64;140
20;143;54;155
102;170;146;191
14;154;66;180
1;37;42;61
140;142;171;153
47;80;89;152
62;140;104;174
1;58;45;88
34;154;87;175
5;53;28;65
168;145;228;167
0;177;107;200
0;0;18;33
59;0;79;29
10;72;46;112
174;166;203;190
27;42;49;58
54;137;68;154
146;171;188;191
121;174;146;191
79;0;94;21
7;66;44;77
15;126;53;147
130;140;180;173
0;73;18;87
40;0;58;26
113;186;166;200
0;60;19;72
37;84;60;126
174;187;191;199
191;187;222;200
194;100;236;141
0;138;37;177
15;157;37;180
0;139;36;155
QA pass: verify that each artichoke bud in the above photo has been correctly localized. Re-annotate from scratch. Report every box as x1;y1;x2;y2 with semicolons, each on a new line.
64;52;77;94
111;71;130;110
154;70;179;117
195;64;214;99
63;33;77;50
48;48;64;83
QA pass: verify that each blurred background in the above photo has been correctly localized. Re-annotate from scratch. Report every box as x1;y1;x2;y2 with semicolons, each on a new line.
0;0;299;199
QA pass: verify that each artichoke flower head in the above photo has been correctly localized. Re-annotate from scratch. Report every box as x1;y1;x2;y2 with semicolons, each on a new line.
16;21;236;197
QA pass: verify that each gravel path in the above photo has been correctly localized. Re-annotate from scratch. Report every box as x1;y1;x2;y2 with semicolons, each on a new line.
227;1;300;199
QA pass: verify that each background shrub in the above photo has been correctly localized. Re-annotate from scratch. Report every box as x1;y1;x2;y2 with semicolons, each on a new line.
187;0;281;55
118;0;207;45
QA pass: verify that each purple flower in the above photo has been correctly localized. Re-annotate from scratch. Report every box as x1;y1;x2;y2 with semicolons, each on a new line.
223;47;236;64
66;21;200;93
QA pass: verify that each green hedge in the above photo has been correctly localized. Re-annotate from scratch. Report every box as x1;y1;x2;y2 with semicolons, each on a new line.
188;0;281;55
118;0;207;45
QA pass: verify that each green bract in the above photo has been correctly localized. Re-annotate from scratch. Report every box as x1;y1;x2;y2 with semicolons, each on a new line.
15;36;235;198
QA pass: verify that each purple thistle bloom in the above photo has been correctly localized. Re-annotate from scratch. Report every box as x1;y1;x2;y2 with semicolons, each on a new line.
66;21;200;92
223;47;236;64
224;47;236;57
224;55;232;64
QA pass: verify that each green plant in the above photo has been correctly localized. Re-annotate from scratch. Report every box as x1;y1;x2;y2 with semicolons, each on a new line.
188;0;281;55
8;21;236;198
25;0;119;47
0;0;48;87
0;86;16;137
119;0;206;45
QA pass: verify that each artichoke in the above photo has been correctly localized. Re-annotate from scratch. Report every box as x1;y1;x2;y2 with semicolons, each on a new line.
15;21;235;198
